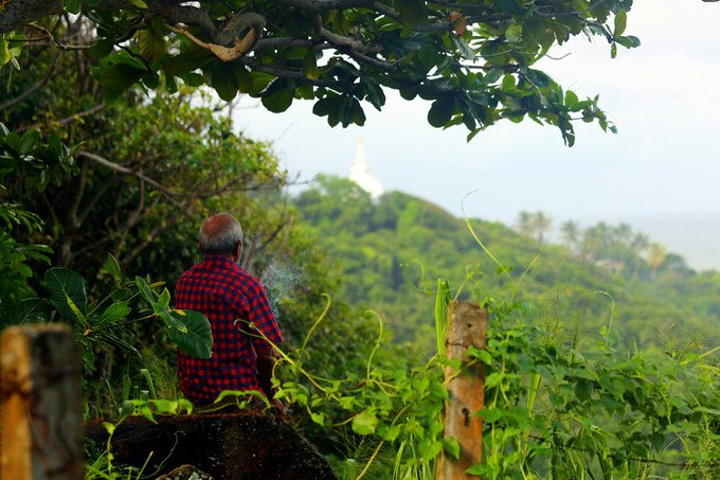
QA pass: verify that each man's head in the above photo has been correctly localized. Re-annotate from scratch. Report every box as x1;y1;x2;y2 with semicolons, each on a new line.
199;213;243;260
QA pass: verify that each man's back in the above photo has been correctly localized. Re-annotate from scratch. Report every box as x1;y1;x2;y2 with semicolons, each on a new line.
175;254;282;405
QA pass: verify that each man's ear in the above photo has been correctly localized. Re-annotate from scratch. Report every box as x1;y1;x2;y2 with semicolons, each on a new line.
235;241;242;260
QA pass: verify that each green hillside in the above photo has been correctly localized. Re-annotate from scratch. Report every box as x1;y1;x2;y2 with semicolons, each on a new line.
293;175;720;353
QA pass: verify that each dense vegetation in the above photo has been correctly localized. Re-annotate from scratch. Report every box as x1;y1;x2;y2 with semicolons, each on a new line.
293;176;720;353
0;33;381;418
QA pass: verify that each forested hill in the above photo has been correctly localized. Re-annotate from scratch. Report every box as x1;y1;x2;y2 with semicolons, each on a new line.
293;176;720;352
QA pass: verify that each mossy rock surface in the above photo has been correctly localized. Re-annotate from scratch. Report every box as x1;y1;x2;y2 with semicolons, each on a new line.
86;411;336;480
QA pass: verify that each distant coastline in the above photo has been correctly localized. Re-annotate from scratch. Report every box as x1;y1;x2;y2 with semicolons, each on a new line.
573;213;720;272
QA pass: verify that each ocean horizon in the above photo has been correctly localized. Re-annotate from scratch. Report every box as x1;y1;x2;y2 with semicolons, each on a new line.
573;212;720;273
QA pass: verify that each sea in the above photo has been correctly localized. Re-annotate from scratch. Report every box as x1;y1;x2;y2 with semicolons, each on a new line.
574;213;720;273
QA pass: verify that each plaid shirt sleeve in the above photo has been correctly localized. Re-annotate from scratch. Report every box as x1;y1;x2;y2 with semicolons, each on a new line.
244;281;283;356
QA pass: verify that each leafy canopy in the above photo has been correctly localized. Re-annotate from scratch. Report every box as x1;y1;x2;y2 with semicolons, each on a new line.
1;0;641;145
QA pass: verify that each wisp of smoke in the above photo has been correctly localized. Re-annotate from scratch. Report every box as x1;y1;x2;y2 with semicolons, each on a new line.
260;254;306;317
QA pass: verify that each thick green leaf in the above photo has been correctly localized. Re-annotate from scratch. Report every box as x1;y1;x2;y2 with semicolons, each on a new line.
94;63;146;103
614;10;627;36
134;276;156;305
210;63;238;101
158;287;171;309
19;129;40;155
138;29;166;61
89;39;114;59
313;96;340;117
99;302;131;324
362;78;386;110
65;0;82;14
261;79;294;113
452;36;475;61
0;37;10;67
168;309;213;358
483;68;503;85
310;412;326;425
103;253;123;286
427;98;455;128
179;71;204;87
565;90;578;108
1;298;51;328
44;267;88;321
351;410;378;435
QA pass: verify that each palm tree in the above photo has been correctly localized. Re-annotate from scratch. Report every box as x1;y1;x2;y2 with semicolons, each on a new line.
531;211;553;244
631;232;650;255
516;211;533;237
560;220;580;253
613;223;633;247
631;232;650;278
582;225;602;256
647;242;667;280
594;221;612;249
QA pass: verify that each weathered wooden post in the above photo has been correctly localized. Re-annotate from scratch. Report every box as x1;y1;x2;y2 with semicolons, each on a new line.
1;325;84;480
436;301;488;480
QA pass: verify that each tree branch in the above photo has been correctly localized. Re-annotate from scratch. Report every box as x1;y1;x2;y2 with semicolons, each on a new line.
165;21;260;61
24;23;93;50
0;52;60;111
77;151;183;207
159;4;265;47
18;103;107;132
239;56;337;86
0;0;63;34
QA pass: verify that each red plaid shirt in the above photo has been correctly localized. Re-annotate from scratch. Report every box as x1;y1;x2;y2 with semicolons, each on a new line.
175;254;283;405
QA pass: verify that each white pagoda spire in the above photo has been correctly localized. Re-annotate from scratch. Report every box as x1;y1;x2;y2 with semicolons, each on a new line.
349;135;384;201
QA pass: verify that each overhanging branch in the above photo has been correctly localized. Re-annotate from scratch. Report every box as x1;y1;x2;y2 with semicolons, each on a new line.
77;151;183;207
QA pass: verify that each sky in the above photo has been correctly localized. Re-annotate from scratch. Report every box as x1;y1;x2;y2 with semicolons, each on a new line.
232;0;720;271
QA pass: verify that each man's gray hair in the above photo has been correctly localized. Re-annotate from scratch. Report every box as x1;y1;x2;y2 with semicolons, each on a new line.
199;213;243;255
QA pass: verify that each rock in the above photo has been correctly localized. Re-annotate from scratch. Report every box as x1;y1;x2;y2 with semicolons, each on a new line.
155;464;214;479
85;410;336;480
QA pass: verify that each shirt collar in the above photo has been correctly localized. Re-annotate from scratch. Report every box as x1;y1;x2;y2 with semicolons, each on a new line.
200;254;238;268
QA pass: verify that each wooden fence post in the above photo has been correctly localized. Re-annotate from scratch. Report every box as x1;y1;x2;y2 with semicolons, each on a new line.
436;301;488;480
1;325;84;480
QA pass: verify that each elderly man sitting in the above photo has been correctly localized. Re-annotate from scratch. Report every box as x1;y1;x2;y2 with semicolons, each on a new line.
175;213;283;413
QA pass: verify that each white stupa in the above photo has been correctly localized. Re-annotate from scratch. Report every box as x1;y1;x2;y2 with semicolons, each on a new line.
348;135;385;201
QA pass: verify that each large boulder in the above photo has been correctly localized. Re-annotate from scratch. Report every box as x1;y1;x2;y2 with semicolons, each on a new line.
85;411;336;480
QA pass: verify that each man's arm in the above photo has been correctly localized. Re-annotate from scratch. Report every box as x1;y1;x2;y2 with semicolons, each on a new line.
247;280;285;416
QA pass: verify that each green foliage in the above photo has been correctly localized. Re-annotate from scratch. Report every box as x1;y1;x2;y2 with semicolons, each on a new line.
1;256;212;362
292;176;720;351
1;2;640;143
0;123;74;306
1;50;381;423
134;275;213;359
270;293;719;479
472;311;720;478
0;205;52;304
